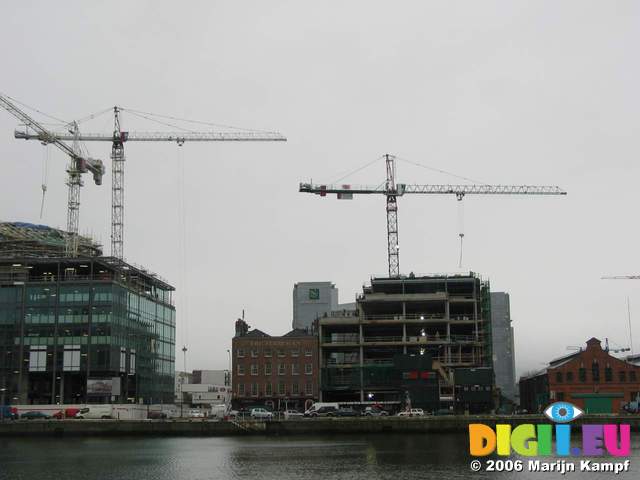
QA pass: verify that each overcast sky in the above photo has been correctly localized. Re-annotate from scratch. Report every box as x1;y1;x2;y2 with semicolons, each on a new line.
1;1;639;377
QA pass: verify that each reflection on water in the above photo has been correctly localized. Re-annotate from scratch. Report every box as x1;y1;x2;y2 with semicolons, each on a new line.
0;433;638;479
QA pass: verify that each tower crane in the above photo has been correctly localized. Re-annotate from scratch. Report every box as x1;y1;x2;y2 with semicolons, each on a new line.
602;276;640;280
13;106;287;260
300;154;567;277
0;93;106;256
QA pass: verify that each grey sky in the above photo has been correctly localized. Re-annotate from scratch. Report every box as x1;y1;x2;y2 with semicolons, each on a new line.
1;1;639;377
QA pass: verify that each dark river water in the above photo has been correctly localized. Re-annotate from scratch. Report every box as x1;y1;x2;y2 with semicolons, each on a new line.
1;433;639;479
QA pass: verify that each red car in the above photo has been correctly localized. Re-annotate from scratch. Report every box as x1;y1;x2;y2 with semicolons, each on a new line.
52;408;81;419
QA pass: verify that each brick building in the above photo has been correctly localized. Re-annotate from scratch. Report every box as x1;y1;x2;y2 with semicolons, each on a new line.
519;337;640;414
231;319;319;411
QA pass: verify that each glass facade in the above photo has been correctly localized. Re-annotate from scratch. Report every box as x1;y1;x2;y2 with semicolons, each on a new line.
0;258;175;405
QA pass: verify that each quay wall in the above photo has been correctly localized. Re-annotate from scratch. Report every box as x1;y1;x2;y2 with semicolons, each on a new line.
1;415;639;437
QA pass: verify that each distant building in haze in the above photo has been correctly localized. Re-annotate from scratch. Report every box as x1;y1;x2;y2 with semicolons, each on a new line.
292;282;338;331
490;292;516;401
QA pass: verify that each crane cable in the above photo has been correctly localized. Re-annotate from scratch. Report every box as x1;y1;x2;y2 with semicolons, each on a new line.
457;195;465;268
39;145;49;219
177;144;190;350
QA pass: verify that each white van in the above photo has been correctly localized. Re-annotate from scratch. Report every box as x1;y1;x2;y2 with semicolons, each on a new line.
75;406;113;419
304;402;340;417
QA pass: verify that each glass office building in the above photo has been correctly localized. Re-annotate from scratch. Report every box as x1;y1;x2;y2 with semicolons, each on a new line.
0;222;175;405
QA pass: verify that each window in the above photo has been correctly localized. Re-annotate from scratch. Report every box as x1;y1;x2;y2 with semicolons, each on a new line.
555;372;563;383
237;364;245;376
237;349;245;358
305;381;313;396
291;349;299;357
304;348;312;357
592;362;600;383
238;383;245;396
605;366;613;382
265;383;272;396
264;348;272;358
277;349;285;357
557;392;565;401
278;363;286;375
251;348;258;358
120;348;126;373
620;371;627;382
130;349;136;374
251;383;258;397
264;363;272;375
292;363;300;375
251;364;258;376
579;368;586;382
630;371;637;382
305;363;313;375
63;345;81;372
29;346;47;372
566;371;574;382
292;383;299;395
278;382;286;395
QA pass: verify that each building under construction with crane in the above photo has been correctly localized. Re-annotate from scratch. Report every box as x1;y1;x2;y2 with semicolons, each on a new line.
301;154;566;411
317;273;493;410
0;92;286;407
0;221;176;405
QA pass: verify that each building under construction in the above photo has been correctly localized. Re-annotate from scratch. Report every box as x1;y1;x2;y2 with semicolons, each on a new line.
318;273;492;410
0;222;175;405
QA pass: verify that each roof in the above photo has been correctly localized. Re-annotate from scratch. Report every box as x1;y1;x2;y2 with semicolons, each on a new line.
0;221;101;258
245;329;270;338
548;351;581;367
282;328;313;337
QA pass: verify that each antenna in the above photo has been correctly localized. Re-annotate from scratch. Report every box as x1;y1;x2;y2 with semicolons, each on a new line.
627;297;634;355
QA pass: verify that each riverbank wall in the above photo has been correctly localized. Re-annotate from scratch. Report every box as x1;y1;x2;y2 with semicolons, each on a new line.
2;414;640;437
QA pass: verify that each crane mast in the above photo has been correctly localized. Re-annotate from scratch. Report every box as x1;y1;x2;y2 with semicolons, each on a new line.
300;154;567;277
0;94;105;257
15;110;286;260
111;107;125;260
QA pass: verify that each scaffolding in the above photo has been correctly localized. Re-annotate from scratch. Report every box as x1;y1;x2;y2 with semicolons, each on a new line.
0;222;101;258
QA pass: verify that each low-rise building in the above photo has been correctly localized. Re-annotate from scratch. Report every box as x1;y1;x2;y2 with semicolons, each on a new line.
232;319;319;411
519;337;640;414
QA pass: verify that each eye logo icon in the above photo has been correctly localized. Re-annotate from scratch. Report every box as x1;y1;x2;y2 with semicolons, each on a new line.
544;401;584;423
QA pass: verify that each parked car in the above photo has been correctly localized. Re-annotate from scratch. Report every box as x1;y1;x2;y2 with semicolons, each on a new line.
304;402;340;417
21;411;51;420
188;409;205;418
0;406;18;420
75;406;113;419
336;407;359;417
397;408;424;417
52;408;81;419
434;408;454;416
283;409;304;420
147;411;168;420
362;407;388;417
309;406;338;417
250;408;273;420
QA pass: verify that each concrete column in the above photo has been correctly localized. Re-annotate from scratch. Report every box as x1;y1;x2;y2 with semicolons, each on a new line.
402;323;407;354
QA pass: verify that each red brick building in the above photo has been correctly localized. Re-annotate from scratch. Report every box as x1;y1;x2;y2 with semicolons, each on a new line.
231;319;319;411
521;337;640;414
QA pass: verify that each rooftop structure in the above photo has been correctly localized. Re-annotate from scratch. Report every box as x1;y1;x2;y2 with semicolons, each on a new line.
0;222;102;258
